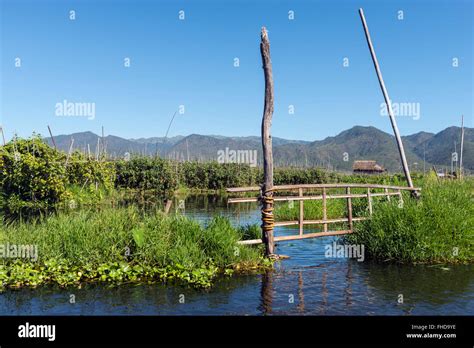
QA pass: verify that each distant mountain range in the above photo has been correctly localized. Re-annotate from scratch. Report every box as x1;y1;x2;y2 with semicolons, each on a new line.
44;126;473;173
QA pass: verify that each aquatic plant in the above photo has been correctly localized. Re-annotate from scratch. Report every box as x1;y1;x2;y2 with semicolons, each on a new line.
0;207;269;289
345;180;474;263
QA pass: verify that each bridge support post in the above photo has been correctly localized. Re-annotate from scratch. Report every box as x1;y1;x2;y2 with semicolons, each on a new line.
298;187;304;235
322;188;328;232
346;187;353;231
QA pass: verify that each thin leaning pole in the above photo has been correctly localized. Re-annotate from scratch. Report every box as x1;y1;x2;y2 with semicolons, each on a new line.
47;125;57;150
0;126;5;146
156;110;178;158
359;8;415;193
260;27;275;256
459;115;464;179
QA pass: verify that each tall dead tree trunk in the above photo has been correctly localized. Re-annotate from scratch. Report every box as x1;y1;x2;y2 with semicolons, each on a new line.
260;27;275;256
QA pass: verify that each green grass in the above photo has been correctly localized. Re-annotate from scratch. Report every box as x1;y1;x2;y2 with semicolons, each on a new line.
345;180;474;263
273;178;474;264
0;207;268;289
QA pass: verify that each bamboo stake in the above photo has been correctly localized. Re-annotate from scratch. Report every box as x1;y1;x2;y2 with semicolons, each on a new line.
164;199;173;214
359;8;415;194
186;138;190;162
346;187;353;231
47;125;57;150
96;137;100;161
432;165;440;182
159;111;178;158
367;188;373;215
298;187;304;236
322;187;328;232
260;27;275;256
65;137;74;167
102;126;106;160
0;126;5;146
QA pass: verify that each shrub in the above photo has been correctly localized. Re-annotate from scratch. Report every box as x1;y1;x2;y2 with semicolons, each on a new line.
115;157;178;199
66;151;115;193
0;136;68;217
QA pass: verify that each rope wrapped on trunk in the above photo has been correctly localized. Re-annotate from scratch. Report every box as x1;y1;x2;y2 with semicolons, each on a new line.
261;188;275;233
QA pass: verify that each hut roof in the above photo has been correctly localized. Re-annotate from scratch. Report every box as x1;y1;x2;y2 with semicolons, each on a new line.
352;160;385;172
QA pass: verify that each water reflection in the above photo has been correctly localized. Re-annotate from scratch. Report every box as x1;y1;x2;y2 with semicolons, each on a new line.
254;260;473;315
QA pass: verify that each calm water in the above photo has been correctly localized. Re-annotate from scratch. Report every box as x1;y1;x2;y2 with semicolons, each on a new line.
0;194;472;315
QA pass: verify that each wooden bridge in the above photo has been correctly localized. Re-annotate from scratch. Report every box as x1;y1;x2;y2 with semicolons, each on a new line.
227;183;420;245
232;11;423;255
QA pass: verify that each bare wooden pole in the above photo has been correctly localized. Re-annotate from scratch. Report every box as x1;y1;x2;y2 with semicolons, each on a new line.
65;137;74;167
164;199;173;214
186;138;190;162
260;27;275;256
298;187;304;236
159;111;178;158
47;125;57;150
459;115;465;179
346;187;353;231
101;126;105;160
359;8;415;193
367;188;373;215
96;137;100;161
0;126;5;146
322;187;328;232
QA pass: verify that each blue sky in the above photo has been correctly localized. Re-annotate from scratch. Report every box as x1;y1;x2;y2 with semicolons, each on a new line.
1;0;472;141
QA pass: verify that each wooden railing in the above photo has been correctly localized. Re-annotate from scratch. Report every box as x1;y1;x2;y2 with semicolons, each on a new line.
227;183;421;245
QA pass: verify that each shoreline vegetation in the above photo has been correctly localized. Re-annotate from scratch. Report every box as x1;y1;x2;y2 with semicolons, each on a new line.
274;178;474;264
0;208;269;289
0;136;473;290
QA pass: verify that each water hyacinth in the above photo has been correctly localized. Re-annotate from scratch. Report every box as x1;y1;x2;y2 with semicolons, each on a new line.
0;208;270;290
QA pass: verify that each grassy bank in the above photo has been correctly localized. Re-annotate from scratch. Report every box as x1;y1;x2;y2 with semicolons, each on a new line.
0;208;268;289
273;179;474;264
345;180;474;264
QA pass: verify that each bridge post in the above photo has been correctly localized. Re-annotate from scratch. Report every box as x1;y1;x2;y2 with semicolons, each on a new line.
346;187;353;231
322;188;328;232
298;187;304;235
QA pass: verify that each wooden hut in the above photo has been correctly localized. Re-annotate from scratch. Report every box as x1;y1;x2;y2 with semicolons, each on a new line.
352;160;385;174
